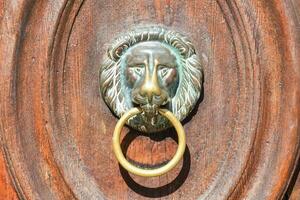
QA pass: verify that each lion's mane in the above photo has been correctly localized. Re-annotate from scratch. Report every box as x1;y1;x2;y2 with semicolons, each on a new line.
100;26;203;125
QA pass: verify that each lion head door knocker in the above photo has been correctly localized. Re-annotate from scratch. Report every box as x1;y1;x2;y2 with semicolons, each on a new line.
100;26;203;177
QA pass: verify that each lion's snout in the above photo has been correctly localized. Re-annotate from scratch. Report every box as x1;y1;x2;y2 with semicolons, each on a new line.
132;88;169;111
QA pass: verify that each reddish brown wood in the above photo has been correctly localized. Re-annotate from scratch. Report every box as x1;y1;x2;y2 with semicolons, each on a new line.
0;0;300;199
287;160;300;200
289;173;300;200
0;149;18;199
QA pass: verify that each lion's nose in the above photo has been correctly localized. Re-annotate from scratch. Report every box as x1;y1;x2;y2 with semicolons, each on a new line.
138;62;162;103
139;79;162;103
134;59;169;106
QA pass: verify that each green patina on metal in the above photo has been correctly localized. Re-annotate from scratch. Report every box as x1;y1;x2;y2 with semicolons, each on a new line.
100;26;203;132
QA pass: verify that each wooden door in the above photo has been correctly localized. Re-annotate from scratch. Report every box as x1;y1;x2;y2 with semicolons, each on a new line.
0;0;300;199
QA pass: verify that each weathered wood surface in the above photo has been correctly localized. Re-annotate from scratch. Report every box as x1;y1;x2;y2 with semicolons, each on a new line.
0;148;18;199
0;0;299;199
290;176;300;200
287;159;300;200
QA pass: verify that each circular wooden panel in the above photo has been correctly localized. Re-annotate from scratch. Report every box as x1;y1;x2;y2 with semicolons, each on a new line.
0;1;299;200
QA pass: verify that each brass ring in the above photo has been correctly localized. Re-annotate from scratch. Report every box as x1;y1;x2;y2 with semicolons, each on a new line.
112;107;186;177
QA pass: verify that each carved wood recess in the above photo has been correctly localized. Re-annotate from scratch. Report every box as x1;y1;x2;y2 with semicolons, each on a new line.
0;0;300;199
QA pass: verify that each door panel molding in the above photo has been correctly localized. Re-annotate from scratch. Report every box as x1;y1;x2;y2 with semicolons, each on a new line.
0;0;299;199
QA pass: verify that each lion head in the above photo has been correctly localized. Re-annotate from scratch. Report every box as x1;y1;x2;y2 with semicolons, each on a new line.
100;26;203;132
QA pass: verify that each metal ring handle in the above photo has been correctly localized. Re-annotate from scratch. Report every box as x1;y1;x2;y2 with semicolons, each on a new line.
112;107;186;177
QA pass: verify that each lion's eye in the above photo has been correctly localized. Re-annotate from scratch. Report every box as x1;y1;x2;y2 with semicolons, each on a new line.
158;65;172;78
130;64;145;76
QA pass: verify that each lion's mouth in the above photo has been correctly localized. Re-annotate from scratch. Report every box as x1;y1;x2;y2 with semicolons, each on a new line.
139;104;159;126
140;103;159;114
132;92;169;111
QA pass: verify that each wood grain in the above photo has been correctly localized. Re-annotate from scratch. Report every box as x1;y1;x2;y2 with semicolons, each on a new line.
289;174;300;200
286;158;300;200
0;0;299;200
0;149;18;199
